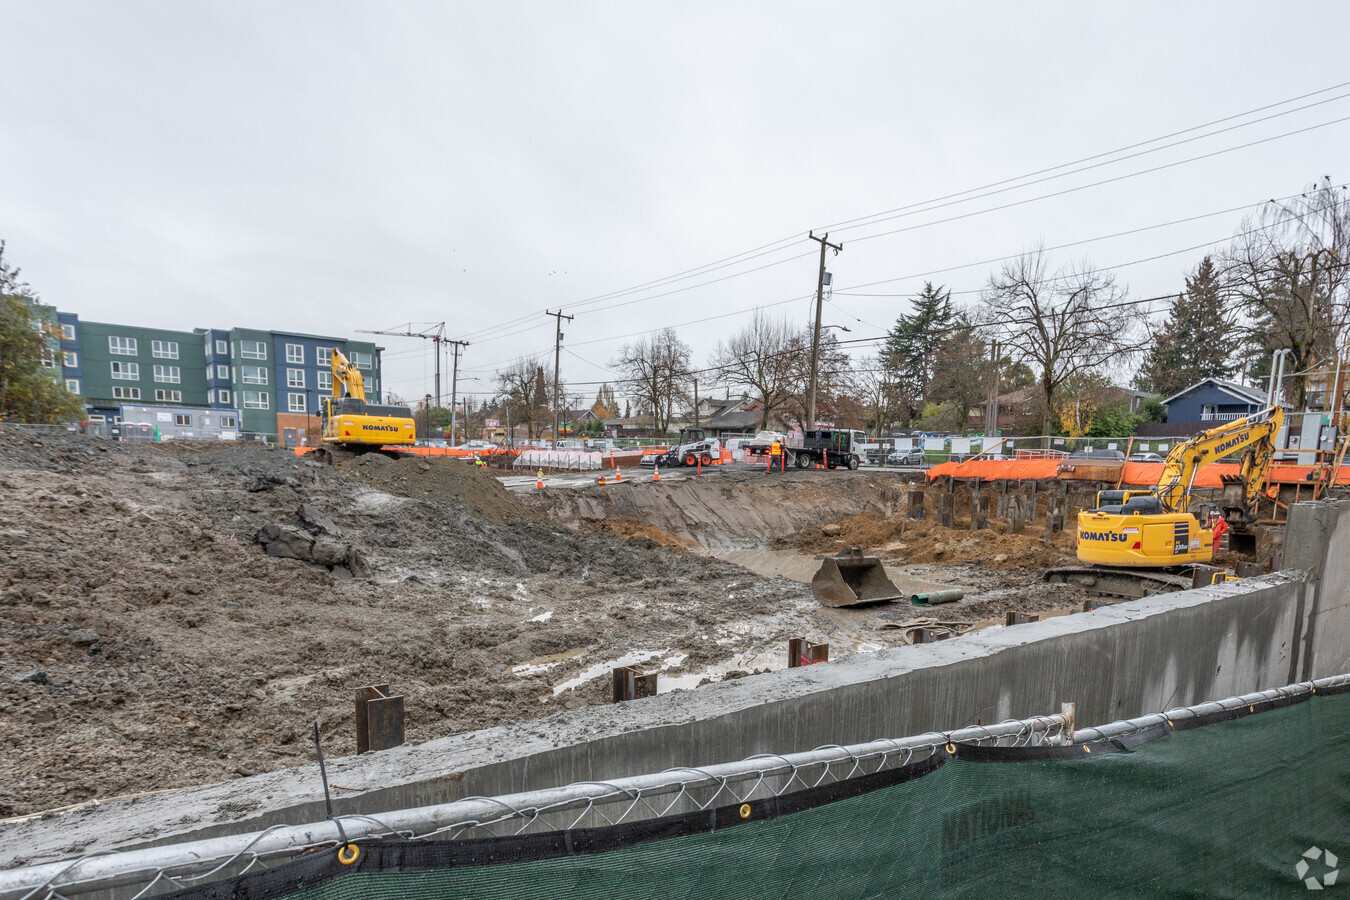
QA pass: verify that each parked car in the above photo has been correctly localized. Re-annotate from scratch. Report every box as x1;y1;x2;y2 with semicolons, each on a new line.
886;448;926;467
1068;448;1125;460
1128;451;1165;462
453;440;496;451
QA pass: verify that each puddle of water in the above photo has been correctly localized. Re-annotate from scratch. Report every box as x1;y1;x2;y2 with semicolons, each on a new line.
659;649;784;693
551;649;686;695
510;647;587;677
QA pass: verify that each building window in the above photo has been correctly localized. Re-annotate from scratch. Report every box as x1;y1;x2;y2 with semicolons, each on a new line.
287;368;305;388
349;351;372;369
216;339;228;355
221;415;237;428
316;346;332;366
240;340;266;359
216;365;229;379
66;379;80;394
243;391;269;409
153;365;181;383
112;386;141;400
61;324;76;341
242;365;268;385
63;351;78;367
156;389;183;402
288;393;306;413
218;389;230;404
40;351;57;369
175;413;192;426
109;336;137;355
285;343;304;364
317;371;332;391
111;361;140;380
152;340;179;359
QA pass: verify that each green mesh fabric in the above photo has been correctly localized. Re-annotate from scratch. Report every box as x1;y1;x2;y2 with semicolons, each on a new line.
178;690;1350;900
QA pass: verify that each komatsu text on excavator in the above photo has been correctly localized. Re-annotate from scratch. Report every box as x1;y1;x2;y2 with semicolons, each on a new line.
1047;352;1290;598
311;348;415;464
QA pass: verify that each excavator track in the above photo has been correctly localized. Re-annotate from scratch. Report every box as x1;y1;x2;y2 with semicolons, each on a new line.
1043;566;1195;600
311;445;411;467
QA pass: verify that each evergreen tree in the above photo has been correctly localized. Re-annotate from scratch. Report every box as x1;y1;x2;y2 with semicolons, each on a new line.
1134;256;1235;396
883;282;953;419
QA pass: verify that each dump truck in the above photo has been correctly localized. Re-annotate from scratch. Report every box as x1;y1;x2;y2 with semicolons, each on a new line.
746;429;867;470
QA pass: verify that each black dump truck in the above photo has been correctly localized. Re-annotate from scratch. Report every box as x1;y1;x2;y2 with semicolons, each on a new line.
747;429;867;470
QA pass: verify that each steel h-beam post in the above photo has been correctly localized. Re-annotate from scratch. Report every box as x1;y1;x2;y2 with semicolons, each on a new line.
806;231;843;431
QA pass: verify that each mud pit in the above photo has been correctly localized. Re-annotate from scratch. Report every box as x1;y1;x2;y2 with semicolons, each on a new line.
1;434;1091;821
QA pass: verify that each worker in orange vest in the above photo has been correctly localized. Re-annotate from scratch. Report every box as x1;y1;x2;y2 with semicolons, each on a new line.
770;439;782;473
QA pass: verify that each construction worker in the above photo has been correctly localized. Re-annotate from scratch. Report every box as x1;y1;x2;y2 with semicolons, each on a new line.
1210;512;1229;554
770;439;782;468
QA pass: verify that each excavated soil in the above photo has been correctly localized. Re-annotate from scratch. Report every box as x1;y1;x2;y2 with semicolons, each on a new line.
0;432;824;818
786;511;1079;569
1;433;989;820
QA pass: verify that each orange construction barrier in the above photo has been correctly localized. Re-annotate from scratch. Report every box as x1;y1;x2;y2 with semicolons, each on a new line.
925;458;1350;487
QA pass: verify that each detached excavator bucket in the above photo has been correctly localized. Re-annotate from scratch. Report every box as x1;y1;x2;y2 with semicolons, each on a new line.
811;546;905;608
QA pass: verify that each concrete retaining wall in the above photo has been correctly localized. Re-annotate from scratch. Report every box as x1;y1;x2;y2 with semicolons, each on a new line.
6;500;1350;870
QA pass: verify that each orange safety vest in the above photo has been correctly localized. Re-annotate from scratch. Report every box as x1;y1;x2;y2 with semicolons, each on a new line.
771;441;782;456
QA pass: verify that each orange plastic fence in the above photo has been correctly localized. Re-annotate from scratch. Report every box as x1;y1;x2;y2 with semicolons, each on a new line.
926;459;1350;486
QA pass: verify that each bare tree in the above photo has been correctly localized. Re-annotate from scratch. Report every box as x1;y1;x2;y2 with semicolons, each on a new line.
927;314;989;436
783;328;852;428
613;328;692;435
711;312;801;431
981;247;1143;435
854;354;901;436
1220;178;1350;408
495;357;549;439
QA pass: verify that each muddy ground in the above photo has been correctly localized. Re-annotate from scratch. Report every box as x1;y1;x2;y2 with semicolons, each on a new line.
0;431;1105;820
0;432;1079;820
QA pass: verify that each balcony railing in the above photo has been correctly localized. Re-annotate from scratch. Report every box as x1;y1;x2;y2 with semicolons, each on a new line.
1199;411;1250;422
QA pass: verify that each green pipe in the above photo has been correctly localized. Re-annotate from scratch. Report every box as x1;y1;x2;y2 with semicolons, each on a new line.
911;589;964;605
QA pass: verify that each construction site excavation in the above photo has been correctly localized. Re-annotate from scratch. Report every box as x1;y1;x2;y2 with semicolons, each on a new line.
0;426;1158;824
10;398;1324;847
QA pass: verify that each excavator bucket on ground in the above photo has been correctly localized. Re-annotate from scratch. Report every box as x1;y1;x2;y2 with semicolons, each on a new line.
811;546;905;608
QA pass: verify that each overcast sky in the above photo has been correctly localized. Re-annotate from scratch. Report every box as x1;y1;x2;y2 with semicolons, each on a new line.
3;2;1348;406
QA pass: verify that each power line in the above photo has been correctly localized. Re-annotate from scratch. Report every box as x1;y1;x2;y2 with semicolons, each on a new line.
452;80;1350;344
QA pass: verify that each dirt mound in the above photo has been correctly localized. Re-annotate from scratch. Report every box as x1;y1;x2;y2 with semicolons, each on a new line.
787;511;1078;569
589;517;697;551
336;453;540;526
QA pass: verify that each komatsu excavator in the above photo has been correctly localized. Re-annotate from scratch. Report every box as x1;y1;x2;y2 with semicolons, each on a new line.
1046;358;1290;598
310;348;416;464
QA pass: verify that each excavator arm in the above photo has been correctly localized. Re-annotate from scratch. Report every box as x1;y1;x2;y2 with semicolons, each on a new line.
1154;406;1283;515
331;348;366;401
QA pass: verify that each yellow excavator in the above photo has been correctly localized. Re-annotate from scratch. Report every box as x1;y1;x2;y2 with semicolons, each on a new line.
1046;404;1284;598
311;348;416;464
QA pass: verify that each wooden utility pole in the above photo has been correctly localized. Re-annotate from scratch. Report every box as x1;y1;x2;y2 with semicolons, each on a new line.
546;310;573;447
807;232;843;430
693;376;699;431
987;340;1000;438
446;340;468;444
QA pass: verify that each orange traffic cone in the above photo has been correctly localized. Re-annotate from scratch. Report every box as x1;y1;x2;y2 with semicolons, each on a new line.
615;467;623;482
653;465;661;482
536;470;544;490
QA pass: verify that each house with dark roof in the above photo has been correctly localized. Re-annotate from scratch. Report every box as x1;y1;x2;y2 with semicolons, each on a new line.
1161;378;1270;425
